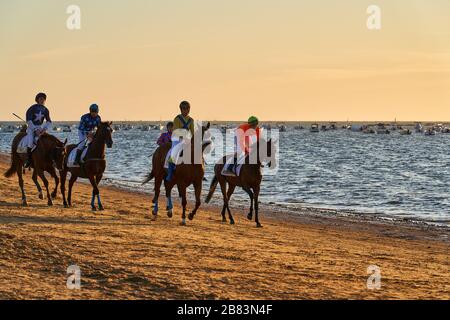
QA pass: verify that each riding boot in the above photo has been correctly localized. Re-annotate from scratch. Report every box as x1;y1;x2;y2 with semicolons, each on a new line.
24;148;33;168
166;162;176;182
74;149;83;166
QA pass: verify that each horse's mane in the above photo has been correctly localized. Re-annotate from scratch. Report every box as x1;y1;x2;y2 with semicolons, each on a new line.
39;133;64;147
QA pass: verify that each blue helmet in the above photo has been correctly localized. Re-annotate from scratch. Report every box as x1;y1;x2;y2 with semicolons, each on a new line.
89;104;99;113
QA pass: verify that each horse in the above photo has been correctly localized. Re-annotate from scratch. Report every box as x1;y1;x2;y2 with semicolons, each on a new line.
143;122;211;225
205;138;274;228
60;122;113;211
4;126;67;206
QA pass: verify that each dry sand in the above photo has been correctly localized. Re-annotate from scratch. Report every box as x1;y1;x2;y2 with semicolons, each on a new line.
0;153;448;300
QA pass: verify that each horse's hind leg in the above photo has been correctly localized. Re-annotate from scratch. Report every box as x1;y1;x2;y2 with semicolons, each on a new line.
226;184;236;225
37;168;53;206
32;170;43;200
151;175;162;218
188;181;202;221
243;187;254;221
218;180;228;223
17;167;27;206
178;184;188;226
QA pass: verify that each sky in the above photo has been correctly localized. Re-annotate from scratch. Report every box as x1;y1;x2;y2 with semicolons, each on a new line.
0;0;449;122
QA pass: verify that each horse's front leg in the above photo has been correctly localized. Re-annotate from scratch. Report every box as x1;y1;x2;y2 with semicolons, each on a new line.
253;186;262;228
188;181;202;221
88;176;100;212
96;174;104;211
226;184;236;225
32;170;43;200
243;187;254;221
164;180;174;219
17;166;27;206
48;167;59;199
60;169;69;208
36;168;53;206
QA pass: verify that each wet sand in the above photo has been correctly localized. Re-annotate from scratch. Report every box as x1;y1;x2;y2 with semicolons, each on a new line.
0;153;448;300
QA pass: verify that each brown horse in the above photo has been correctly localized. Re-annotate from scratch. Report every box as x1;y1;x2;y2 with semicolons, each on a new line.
4;127;67;206
143;122;211;225
205;138;274;228
60;122;113;211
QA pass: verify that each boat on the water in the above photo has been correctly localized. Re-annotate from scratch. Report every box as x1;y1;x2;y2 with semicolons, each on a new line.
424;128;436;136
310;124;320;133
376;124;390;134
415;123;424;133
400;129;412;135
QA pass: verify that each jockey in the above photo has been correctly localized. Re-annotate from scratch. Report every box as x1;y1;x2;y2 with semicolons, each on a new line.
157;122;174;146
74;104;102;165
24;92;52;168
166;101;194;181
222;116;261;176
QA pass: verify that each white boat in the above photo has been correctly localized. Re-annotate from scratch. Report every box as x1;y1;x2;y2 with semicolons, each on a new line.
62;125;72;133
362;126;375;134
310;124;320;133
415;123;423;133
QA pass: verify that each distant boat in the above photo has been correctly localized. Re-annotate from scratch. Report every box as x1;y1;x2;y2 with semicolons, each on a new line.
350;125;362;132
294;125;304;130
362;126;375;134
62;126;72;133
424;128;436;136
278;125;287;132
320;125;328;131
329;123;337;130
310;124;320;133
399;129;412;135
376;124;390;134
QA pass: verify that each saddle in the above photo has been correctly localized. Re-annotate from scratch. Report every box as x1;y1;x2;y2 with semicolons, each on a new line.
67;146;89;168
221;154;244;177
17;135;39;154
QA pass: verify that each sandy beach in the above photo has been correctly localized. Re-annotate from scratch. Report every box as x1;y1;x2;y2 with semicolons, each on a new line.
0;153;448;300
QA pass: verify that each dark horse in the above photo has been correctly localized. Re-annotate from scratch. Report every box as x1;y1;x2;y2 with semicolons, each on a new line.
60;122;113;211
143;122;211;225
205;138;274;228
4;127;67;206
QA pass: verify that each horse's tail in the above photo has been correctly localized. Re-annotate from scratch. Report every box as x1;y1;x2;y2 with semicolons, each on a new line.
205;175;219;204
142;169;155;185
4;152;18;178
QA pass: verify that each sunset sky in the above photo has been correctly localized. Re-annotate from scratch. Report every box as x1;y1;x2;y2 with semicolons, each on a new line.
1;0;449;121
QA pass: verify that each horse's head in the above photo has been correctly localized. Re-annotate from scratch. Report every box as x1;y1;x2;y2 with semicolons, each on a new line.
201;122;211;152
52;140;68;170
40;134;67;170
96;122;114;148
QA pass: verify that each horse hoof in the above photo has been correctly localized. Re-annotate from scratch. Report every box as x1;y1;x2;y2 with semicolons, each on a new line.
180;219;187;226
152;209;158;215
64;204;69;209
48;202;53;207
222;219;227;224
98;206;105;211
92;206;97;212
247;214;253;221
38;193;44;200
256;223;263;228
151;214;157;221
22;201;28;207
230;220;235;225
167;210;173;218
188;213;195;221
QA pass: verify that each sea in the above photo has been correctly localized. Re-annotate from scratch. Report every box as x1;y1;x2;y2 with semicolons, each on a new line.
1;122;449;226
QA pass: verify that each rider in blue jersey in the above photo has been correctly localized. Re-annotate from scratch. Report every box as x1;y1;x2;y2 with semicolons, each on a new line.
74;104;102;165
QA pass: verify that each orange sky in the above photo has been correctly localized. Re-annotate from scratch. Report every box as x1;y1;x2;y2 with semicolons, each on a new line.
0;0;449;122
